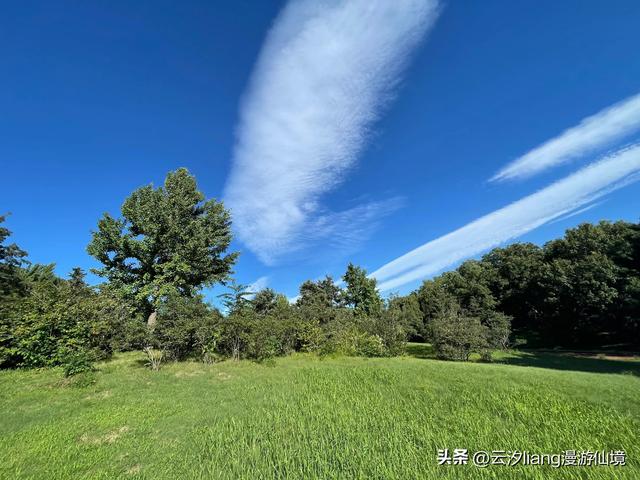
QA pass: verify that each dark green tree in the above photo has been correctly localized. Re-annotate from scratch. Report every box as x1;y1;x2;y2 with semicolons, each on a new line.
430;302;489;361
297;276;343;310
481;243;544;337
87;168;238;324
0;214;28;297
342;263;382;316
387;293;423;340
251;288;279;315
68;267;90;294
296;275;344;325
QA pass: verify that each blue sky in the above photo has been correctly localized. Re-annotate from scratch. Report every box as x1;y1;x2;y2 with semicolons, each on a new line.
2;0;640;303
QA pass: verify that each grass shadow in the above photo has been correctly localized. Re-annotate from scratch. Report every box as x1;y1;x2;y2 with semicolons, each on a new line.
405;343;435;359
406;342;640;376
498;350;640;376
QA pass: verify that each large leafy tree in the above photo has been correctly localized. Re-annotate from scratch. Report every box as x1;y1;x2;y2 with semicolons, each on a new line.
87;168;238;323
535;221;639;347
481;243;544;335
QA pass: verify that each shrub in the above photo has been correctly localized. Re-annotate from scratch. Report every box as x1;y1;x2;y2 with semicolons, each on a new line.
143;347;165;371
218;311;251;360
294;318;324;352
430;309;488;361
355;334;386;357
59;346;95;377
153;294;221;360
195;328;220;364
245;318;284;361
5;279;120;369
485;311;512;350
319;311;397;358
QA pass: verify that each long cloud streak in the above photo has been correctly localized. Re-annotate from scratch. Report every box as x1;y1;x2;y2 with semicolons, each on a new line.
373;144;640;292
491;92;640;182
224;0;439;264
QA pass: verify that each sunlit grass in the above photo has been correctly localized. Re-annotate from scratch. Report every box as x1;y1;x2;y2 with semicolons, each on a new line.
1;349;639;479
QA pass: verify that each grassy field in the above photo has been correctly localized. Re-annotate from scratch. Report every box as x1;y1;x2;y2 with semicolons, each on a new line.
1;346;639;479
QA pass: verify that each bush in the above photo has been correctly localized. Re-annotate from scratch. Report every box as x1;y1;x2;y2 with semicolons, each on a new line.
485;311;512;350
94;288;146;352
355;334;386;357
319;311;401;358
3;279;122;369
245;318;284;361
294;318;324;352
60;346;95;377
430;309;488;361
152;294;221;360
143;347;165;371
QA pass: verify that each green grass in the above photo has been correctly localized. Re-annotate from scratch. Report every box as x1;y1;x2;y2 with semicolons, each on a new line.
1;347;639;479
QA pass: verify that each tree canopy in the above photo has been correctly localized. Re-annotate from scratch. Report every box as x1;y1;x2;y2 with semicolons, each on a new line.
87;168;238;318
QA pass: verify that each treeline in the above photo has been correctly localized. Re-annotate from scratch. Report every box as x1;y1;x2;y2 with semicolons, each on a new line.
407;220;640;350
0;170;422;374
1;169;638;375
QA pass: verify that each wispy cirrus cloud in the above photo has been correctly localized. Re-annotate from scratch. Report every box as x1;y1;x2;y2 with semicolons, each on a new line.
373;144;640;292
224;0;440;264
246;276;269;297
490;92;640;182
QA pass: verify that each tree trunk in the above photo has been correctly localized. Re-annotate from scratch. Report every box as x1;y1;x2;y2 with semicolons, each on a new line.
147;311;157;328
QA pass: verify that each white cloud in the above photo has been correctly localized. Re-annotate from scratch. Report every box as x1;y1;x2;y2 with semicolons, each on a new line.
224;0;440;264
491;92;640;182
247;276;269;296
373;144;640;292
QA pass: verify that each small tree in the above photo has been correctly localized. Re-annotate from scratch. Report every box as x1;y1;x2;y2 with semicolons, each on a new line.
87;168;238;324
342;263;382;316
296;276;344;325
430;305;488;361
0;214;28;297
68;267;89;292
152;294;220;361
251;288;279;315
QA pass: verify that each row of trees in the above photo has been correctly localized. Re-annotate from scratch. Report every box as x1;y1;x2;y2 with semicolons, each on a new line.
0;170;429;374
406;220;639;350
1;168;638;375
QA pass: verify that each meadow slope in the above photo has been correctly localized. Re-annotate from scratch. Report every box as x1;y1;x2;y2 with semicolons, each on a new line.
1;350;639;479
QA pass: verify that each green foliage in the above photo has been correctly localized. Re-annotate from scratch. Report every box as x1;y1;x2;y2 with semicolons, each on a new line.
320;308;406;357
485;311;512;350
152;294;221;361
59;346;95;377
296;276;343;325
342;263;382;316
217;290;312;361
250;288;280;315
0;267;140;369
430;306;489;361
0;214;28;297
87;168;238;317
218;281;253;315
481;242;544;333
415;277;459;333
483;220;640;348
387;293;423;340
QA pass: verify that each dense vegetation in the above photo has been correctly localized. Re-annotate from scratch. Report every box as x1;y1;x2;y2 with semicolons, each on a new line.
1;169;639;377
412;220;640;350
